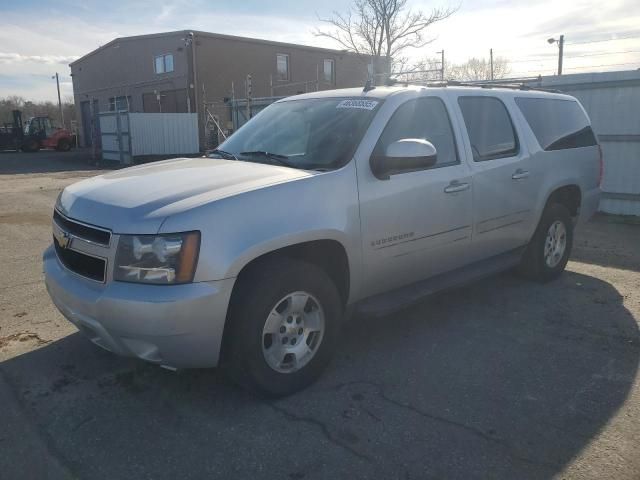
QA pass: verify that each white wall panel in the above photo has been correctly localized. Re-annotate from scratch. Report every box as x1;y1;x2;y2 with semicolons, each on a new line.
129;113;199;156
537;71;640;216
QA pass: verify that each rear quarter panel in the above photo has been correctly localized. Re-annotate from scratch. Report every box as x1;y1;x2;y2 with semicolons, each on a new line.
509;94;601;237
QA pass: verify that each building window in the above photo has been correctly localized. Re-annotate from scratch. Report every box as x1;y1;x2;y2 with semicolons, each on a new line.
324;59;335;84
108;95;131;111
277;54;290;81
154;54;174;74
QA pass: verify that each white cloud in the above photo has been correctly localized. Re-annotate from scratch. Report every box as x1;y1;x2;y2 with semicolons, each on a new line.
407;0;640;76
0;52;79;64
1;0;639;101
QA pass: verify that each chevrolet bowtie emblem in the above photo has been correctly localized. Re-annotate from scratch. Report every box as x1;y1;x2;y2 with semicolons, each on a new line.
54;227;71;249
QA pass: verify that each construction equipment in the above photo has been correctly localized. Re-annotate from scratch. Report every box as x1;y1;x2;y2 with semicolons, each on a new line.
0;110;74;152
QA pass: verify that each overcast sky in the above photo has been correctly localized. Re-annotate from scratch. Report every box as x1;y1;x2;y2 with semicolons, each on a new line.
1;0;639;101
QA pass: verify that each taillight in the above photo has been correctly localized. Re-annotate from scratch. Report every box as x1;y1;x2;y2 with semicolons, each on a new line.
597;144;604;187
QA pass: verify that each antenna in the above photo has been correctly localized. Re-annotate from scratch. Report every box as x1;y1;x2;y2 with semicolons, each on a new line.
363;79;374;92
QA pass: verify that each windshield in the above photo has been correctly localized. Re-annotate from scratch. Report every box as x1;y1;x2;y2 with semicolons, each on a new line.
214;97;381;170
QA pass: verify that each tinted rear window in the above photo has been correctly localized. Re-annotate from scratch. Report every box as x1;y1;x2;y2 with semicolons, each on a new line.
515;97;597;151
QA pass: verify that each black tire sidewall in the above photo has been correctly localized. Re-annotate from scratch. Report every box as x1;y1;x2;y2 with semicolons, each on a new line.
527;203;573;281
57;139;71;151
22;139;39;152
225;258;342;397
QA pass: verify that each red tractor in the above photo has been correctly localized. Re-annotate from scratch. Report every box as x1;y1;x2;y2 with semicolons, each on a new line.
22;114;74;152
0;110;74;152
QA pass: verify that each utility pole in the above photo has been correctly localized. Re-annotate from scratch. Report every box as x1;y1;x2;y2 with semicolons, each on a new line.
246;74;252;121
548;35;565;75
437;50;445;80
490;49;494;81
53;72;64;128
558;34;564;75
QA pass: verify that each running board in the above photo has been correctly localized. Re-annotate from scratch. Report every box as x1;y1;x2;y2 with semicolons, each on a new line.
355;247;525;318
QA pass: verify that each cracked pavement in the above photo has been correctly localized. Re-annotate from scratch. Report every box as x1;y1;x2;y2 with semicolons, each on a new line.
1;152;639;479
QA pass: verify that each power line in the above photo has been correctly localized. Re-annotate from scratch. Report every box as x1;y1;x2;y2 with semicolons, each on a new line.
505;50;640;65
507;57;557;64
508;60;640;77
567;49;640;58
489;36;640;58
568;34;640;45
564;61;640;70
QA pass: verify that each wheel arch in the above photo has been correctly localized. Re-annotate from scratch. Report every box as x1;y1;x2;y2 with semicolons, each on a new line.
545;184;582;218
231;239;351;307
527;182;582;243
219;238;351;369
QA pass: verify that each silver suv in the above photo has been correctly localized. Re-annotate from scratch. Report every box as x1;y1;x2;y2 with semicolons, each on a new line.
44;85;602;396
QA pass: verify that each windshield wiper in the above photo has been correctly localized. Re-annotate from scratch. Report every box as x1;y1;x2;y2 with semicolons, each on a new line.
208;149;237;160
239;151;296;168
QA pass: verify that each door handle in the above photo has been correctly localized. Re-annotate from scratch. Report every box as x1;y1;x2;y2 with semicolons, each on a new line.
444;181;470;193
512;169;530;180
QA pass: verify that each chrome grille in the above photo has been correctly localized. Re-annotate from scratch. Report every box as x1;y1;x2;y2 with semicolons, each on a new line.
53;210;111;246
52;210;111;282
53;237;106;282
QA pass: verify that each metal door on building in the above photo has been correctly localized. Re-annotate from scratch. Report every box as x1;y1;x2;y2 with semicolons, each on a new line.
99;111;131;164
80;99;101;147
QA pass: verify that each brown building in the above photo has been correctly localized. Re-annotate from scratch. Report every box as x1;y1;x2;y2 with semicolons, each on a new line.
70;30;372;148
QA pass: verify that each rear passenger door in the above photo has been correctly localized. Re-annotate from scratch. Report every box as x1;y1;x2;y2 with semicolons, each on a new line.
454;95;537;260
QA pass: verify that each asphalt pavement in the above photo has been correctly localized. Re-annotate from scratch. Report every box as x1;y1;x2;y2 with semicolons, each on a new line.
1;152;638;479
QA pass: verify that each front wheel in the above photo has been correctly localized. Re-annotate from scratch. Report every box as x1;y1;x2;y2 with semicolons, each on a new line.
518;203;573;282
223;258;342;397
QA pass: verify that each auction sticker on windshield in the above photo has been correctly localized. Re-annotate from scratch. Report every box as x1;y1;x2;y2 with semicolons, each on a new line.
336;99;379;110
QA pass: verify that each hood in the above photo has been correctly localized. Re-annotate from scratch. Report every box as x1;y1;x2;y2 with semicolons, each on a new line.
57;157;312;233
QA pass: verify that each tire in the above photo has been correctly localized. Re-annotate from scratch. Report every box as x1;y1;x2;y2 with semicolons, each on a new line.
21;138;40;152
518;203;573;282
56;138;71;152
223;257;342;397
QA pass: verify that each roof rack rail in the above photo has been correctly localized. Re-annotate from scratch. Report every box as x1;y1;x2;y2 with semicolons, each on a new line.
385;76;560;94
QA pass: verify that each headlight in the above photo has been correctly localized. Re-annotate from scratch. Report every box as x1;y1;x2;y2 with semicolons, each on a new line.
114;231;200;284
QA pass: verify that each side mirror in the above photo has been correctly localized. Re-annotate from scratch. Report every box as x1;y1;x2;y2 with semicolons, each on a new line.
371;139;438;180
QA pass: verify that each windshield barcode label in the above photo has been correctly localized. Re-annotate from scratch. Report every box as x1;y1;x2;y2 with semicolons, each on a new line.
336;99;379;110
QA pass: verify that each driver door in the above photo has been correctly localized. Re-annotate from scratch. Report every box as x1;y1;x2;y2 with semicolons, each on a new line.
356;94;473;297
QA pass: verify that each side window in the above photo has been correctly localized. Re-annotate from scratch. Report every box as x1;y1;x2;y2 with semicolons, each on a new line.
277;54;290;81
458;96;518;161
154;55;164;74
154;54;174;74
109;96;131;111
164;54;174;73
373;97;459;168
323;59;335;84
515;97;597;150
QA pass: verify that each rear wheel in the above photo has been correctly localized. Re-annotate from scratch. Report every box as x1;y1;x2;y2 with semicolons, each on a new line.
56;138;71;151
21;138;40;152
223;258;342;397
518;203;573;282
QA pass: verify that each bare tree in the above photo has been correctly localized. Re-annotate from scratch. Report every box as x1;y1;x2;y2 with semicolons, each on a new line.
394;57;443;82
0;95;75;127
448;57;511;81
315;0;456;80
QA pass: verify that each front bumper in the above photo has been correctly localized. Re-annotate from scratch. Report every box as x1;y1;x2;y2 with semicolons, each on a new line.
43;245;235;368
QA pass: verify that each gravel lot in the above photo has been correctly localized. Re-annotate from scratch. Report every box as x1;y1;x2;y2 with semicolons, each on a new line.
1;152;639;480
